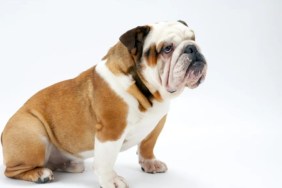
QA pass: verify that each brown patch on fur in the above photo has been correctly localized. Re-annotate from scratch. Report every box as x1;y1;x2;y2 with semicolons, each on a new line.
104;42;135;75
145;44;158;67
152;91;163;102
138;104;146;112
127;84;152;112
139;115;167;159
92;68;128;142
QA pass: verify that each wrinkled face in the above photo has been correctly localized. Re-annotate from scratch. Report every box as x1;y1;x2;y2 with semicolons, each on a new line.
141;21;207;97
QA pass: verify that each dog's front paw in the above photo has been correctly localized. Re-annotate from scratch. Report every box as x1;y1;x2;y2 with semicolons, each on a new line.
139;158;168;174
100;175;129;188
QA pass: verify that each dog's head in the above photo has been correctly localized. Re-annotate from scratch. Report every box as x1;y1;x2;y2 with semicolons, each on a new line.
120;20;207;98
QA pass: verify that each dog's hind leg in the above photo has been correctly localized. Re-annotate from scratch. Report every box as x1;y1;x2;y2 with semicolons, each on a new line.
2;114;54;183
45;142;85;173
58;160;85;173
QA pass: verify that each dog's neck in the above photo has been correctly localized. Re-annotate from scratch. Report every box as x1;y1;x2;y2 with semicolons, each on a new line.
104;42;162;111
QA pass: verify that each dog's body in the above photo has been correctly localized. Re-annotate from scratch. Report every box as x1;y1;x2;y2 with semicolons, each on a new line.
1;21;207;187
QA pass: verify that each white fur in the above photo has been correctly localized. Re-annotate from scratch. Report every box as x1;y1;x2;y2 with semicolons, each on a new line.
41;168;52;179
39;168;54;182
41;136;53;164
143;21;195;51
78;150;94;159
139;156;168;173
142;21;196;97
94;135;128;188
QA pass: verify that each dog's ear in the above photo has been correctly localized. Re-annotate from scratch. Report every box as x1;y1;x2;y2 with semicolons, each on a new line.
178;20;188;27
119;26;151;61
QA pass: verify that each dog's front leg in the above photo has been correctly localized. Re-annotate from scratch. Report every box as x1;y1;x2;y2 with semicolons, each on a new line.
138;115;168;174
94;136;128;188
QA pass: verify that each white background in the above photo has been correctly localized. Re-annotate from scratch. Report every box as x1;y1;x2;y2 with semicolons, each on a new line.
0;0;282;188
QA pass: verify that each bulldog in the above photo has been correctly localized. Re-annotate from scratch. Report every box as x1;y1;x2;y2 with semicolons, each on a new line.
1;20;207;188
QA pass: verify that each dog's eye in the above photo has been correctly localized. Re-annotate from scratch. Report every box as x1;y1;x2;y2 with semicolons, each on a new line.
162;45;173;54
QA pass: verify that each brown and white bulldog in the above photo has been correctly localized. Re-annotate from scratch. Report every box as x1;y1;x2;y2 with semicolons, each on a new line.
1;20;207;188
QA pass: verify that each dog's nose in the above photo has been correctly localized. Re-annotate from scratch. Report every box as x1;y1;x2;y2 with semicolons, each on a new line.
184;45;198;55
184;45;206;63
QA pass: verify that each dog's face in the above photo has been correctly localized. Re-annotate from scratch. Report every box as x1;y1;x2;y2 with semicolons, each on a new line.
120;20;207;98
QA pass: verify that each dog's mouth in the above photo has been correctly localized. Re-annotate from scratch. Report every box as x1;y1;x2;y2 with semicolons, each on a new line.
166;52;207;93
185;60;207;89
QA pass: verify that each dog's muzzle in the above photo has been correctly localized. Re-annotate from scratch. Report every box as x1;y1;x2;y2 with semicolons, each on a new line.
168;44;207;92
184;45;207;88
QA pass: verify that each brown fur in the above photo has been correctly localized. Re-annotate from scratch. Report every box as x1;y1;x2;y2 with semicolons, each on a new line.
92;69;128;142
104;42;135;75
152;91;163;102
3;114;48;179
1;66;129;180
145;44;158;67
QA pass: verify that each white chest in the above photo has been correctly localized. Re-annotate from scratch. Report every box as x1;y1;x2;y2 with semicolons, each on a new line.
121;101;169;151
